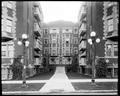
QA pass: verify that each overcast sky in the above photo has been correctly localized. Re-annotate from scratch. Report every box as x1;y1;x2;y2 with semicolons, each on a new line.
40;1;83;23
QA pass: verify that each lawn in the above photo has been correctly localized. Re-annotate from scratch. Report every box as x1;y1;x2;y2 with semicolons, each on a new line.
72;82;118;90
2;83;45;92
26;70;55;80
66;71;91;79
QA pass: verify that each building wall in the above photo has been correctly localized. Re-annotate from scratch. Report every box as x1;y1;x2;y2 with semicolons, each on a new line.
103;2;118;77
2;1;17;80
42;21;78;65
1;1;43;80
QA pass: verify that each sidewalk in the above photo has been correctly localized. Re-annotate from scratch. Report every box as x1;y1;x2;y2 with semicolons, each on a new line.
39;66;75;92
2;78;118;84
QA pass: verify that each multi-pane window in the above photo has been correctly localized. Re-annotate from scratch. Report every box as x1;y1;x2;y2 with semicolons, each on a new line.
44;29;48;35
44;39;48;44
74;28;78;34
53;43;56;47
107;19;114;32
66;34;69;38
7;2;13;17
74;38;78;44
66;41;69;47
114;44;118;56
8;44;14;57
107;6;113;16
106;44;112;56
2;45;7;57
106;44;118;57
2;51;6;57
6;19;12;33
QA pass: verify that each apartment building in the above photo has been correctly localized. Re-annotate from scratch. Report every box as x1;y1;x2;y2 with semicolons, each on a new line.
103;2;118;77
78;2;118;77
78;3;87;74
42;21;78;66
78;2;105;76
1;1;43;80
2;1;17;80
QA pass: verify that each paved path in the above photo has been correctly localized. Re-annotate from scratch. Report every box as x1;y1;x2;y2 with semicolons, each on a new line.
39;66;75;92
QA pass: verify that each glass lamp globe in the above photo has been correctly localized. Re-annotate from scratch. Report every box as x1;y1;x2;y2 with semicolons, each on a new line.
22;34;27;39
17;41;22;45
106;59;109;63
90;31;96;37
88;38;92;44
25;41;29;47
96;38;100;43
108;45;111;49
89;41;92;45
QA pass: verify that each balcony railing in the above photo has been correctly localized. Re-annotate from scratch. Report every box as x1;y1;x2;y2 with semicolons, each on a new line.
79;58;86;66
79;41;86;51
2;31;14;42
79;51;86;58
34;7;42;21
79;23;87;36
34;51;41;58
106;31;118;39
34;23;41;36
34;40;42;51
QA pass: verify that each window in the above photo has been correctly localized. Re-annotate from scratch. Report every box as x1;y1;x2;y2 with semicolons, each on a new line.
2;51;6;57
6;19;12;26
74;38;78;44
8;44;14;57
45;29;48;34
114;45;118;56
107;19;114;32
106;44;112;56
66;50;69;56
7;8;13;17
6;19;12;33
6;26;12;33
66;41;69;47
8;50;14;57
107;6;113;16
53;43;56;47
44;39;48;44
52;34;56;38
66;34;69;38
7;2;12;9
74;28;78;34
66;29;69;31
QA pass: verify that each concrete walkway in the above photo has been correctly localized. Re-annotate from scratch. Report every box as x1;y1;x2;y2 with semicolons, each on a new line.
39;66;75;92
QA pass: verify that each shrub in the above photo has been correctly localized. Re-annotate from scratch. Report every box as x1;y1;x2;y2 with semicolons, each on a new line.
95;58;107;78
10;55;23;80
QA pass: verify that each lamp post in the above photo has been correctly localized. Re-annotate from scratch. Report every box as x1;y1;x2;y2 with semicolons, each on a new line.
17;34;29;87
88;31;100;83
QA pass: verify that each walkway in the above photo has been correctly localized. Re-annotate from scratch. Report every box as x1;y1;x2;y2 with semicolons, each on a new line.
39;66;75;92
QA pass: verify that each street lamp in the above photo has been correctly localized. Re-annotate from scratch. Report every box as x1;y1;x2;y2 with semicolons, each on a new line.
17;34;29;87
88;31;100;83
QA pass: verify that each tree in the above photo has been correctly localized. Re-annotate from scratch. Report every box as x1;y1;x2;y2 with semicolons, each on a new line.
71;55;79;72
10;55;23;80
95;58;107;78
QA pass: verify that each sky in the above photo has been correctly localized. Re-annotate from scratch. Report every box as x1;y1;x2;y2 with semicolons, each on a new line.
40;1;83;23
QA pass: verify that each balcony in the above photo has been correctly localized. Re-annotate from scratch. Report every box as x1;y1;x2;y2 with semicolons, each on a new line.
34;40;42;51
79;23;87;36
2;31;14;42
80;51;86;58
79;41;86;51
34;6;41;21
106;31;118;41
34;23;41;36
79;35;86;43
78;6;86;21
79;58;86;66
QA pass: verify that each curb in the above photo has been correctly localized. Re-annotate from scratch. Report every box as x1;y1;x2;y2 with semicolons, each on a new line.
2;90;118;95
